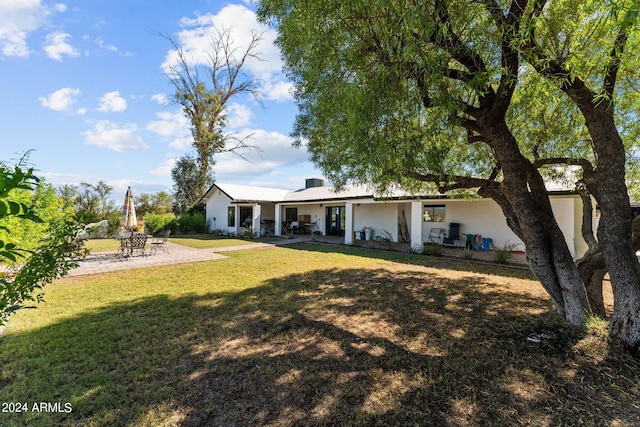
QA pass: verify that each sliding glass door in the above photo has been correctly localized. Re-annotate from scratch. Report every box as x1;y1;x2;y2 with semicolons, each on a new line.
326;206;345;236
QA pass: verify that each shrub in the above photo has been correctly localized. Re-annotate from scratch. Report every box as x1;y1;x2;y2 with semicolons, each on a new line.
493;242;515;264
106;211;122;236
177;213;207;234
423;243;443;257
144;212;176;235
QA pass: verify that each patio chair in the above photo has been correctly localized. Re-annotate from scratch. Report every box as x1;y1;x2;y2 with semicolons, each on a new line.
150;230;171;255
115;230;133;257
129;233;148;257
428;227;445;244
443;223;461;247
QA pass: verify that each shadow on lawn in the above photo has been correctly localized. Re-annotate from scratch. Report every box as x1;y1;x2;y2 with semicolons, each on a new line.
288;241;536;280
1;268;639;426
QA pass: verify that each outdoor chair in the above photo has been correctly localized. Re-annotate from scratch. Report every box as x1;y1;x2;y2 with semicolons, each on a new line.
150;230;171;255
428;227;445;244
129;233;148;257
443;223;461;247
115;230;133;257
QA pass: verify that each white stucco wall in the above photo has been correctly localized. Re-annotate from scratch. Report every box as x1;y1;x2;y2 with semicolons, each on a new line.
419;196;583;257
205;188;235;233
353;202;399;241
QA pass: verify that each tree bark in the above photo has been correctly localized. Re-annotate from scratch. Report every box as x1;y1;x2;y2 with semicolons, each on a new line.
584;112;640;356
482;124;590;325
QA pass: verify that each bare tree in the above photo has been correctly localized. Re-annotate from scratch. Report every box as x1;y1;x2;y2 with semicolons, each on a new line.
165;27;263;211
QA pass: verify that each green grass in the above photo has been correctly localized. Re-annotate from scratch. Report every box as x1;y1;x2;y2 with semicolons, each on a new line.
0;243;638;426
82;234;278;253
167;233;279;249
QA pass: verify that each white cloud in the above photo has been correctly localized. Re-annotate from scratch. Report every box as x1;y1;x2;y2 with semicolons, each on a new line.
162;4;292;101
83;120;149;152
39;87;83;113
227;103;253;129
97;91;127;112
146;111;191;150
151;93;169;105
150;157;176;177
96;38;117;52
44;31;80;61
213;129;308;180
0;0;60;58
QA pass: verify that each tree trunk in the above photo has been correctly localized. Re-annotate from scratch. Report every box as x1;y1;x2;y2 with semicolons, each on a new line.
577;252;608;318
582;109;640;356
484;126;590;325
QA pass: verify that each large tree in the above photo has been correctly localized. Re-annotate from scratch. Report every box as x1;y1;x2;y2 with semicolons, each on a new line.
165;27;262;211
259;0;640;353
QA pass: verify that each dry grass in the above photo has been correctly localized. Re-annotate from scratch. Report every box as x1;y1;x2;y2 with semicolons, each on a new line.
0;243;638;426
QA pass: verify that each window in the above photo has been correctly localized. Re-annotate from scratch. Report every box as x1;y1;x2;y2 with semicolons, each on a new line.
239;206;253;227
285;207;298;223
227;206;235;227
423;205;446;222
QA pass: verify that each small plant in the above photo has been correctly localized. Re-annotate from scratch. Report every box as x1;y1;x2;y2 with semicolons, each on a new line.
493;242;515;264
463;249;474;260
423;243;443;257
239;226;257;239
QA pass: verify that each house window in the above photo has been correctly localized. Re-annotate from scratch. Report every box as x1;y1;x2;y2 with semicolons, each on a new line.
285;207;298;223
227;207;235;227
424;205;446;222
239;206;253;228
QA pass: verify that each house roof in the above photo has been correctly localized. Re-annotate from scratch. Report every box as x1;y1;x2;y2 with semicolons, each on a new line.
283;184;374;202
202;180;577;205
207;183;290;203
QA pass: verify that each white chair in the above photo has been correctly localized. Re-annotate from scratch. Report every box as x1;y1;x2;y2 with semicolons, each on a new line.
429;228;445;244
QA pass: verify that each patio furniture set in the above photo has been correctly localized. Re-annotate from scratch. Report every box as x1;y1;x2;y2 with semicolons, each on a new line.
428;223;492;251
115;230;171;258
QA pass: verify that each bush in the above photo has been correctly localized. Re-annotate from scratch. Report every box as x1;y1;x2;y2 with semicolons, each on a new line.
177;213;207;234
422;243;443;256
144;212;176;235
106;211;122;236
493;242;515;264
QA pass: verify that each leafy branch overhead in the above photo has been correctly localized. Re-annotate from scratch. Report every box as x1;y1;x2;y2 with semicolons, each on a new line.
0;160;84;325
259;0;640;355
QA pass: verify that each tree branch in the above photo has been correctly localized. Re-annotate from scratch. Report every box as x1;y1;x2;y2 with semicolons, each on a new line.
603;0;640;98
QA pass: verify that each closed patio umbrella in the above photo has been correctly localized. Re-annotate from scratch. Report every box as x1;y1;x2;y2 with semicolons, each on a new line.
120;186;137;231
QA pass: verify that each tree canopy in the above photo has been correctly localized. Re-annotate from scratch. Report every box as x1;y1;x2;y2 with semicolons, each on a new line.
259;0;640;354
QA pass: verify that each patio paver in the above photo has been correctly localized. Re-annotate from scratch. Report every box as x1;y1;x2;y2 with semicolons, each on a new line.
68;238;309;277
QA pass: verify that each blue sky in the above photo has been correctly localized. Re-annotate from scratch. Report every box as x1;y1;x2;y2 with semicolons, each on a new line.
1;0;321;200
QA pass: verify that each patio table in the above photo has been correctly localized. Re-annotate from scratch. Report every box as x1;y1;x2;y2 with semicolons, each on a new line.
114;232;151;257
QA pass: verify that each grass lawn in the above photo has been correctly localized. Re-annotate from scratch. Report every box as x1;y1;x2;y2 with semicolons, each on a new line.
0;243;638;426
83;233;277;253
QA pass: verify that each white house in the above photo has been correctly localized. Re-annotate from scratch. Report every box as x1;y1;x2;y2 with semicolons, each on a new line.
200;178;590;258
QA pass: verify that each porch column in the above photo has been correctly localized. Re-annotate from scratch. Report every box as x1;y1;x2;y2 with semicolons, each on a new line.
234;205;240;235
274;204;282;236
344;202;354;245
410;201;423;252
253;203;261;236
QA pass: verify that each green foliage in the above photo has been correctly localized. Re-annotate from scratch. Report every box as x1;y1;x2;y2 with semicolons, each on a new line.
171;154;205;214
106;211;122;236
422;244;443;257
144;213;177;235
58;181;117;224
135;191;174;217
176;213;207;234
0;161;82;325
493;242;516;264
